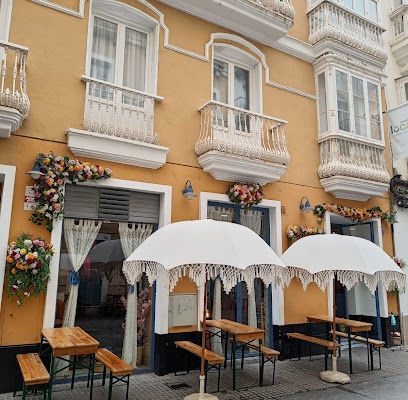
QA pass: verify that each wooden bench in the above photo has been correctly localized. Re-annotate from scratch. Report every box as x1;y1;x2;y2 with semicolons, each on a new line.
235;339;280;386
330;330;385;370
89;348;133;400
16;353;50;400
287;332;340;370
174;341;225;392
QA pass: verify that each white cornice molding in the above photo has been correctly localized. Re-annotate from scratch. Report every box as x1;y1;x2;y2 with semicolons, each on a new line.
30;0;86;18
198;150;288;185
320;176;389;201
66;128;169;169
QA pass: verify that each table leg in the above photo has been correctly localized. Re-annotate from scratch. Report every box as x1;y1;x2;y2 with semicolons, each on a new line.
224;332;229;369
71;355;77;389
347;329;353;374
259;339;263;387
232;335;236;390
47;356;55;400
365;331;370;371
89;354;95;400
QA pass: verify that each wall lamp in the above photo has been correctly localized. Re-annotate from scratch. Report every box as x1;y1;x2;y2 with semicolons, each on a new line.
182;180;196;200
26;163;45;180
299;196;313;213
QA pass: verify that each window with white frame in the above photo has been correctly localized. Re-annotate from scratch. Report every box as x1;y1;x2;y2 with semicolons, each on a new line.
0;0;12;42
85;0;159;140
317;69;382;141
333;0;380;22
212;46;261;133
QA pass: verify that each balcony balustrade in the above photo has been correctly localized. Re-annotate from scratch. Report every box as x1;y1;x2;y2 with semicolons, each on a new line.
390;2;408;71
195;101;289;184
66;76;168;169
0;40;29;138
308;1;387;65
318;136;390;201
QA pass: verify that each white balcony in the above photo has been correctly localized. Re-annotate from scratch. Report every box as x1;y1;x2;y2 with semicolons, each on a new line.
66;77;168;169
390;2;408;72
318;135;390;201
0;40;29;138
155;0;294;45
195;101;290;185
308;1;387;68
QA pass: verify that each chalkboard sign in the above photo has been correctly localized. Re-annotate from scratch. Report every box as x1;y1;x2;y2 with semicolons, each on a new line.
168;294;197;327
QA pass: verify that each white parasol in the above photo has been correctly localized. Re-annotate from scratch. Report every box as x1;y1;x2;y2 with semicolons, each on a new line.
123;219;289;399
281;234;406;384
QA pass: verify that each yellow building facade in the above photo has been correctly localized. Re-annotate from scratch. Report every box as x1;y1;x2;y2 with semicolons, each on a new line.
0;0;398;392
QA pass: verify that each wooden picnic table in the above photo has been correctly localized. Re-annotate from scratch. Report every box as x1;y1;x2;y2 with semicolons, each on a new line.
40;326;99;400
205;319;265;390
306;315;372;374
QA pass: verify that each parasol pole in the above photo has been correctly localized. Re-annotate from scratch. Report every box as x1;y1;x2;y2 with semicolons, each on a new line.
320;273;350;384
184;278;219;400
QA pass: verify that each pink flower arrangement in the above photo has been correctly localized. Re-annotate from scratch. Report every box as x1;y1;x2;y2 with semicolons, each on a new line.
227;182;263;209
121;288;152;344
29;152;112;231
5;233;54;305
286;225;325;242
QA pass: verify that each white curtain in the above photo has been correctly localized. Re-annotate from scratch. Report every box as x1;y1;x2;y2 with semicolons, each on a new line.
63;219;102;327
91;17;117;83
119;223;154;367
207;206;235;354
123;28;146;91
211;278;223;355
240;209;263;330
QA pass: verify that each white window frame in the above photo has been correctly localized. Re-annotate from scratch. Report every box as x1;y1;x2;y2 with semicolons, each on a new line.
86;0;159;95
396;76;408;104
334;0;381;23
0;165;16;314
212;44;262;114
315;66;384;143
0;0;12;41
199;192;285;326
44;179;172;331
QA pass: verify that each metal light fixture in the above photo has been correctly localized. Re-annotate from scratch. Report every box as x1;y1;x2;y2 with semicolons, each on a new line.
26;163;45;180
182;180;196;200
299;196;312;213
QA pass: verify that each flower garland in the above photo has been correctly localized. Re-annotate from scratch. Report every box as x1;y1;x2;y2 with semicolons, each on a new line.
227;182;263;209
313;203;396;224
29;153;112;231
286;225;325;242
393;256;406;270
5;233;54;306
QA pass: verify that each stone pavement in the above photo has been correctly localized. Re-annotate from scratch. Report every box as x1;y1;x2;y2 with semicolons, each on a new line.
3;345;408;400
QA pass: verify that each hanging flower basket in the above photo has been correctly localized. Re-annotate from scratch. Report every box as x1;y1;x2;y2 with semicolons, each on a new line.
286;225;325;242
5;233;54;306
227;182;263;209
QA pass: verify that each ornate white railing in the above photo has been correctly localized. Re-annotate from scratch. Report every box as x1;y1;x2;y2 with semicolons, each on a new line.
308;2;387;61
0;40;29;118
81;76;163;144
318;137;390;183
249;0;295;20
391;5;408;42
195;101;290;165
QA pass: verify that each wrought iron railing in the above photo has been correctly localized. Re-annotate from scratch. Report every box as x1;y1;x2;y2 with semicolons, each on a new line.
318;136;389;183
195;101;290;165
308;2;387;61
0;40;29;118
81;76;163;144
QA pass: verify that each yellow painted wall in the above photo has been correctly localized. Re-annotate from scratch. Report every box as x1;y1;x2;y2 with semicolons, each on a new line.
0;0;397;345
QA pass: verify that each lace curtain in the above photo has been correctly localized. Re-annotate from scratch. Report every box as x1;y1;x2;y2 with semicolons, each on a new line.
63;219;102;327
207;207;235;354
119;222;154;367
240;209;263;330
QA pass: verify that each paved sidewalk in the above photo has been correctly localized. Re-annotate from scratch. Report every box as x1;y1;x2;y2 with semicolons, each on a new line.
3;345;408;400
